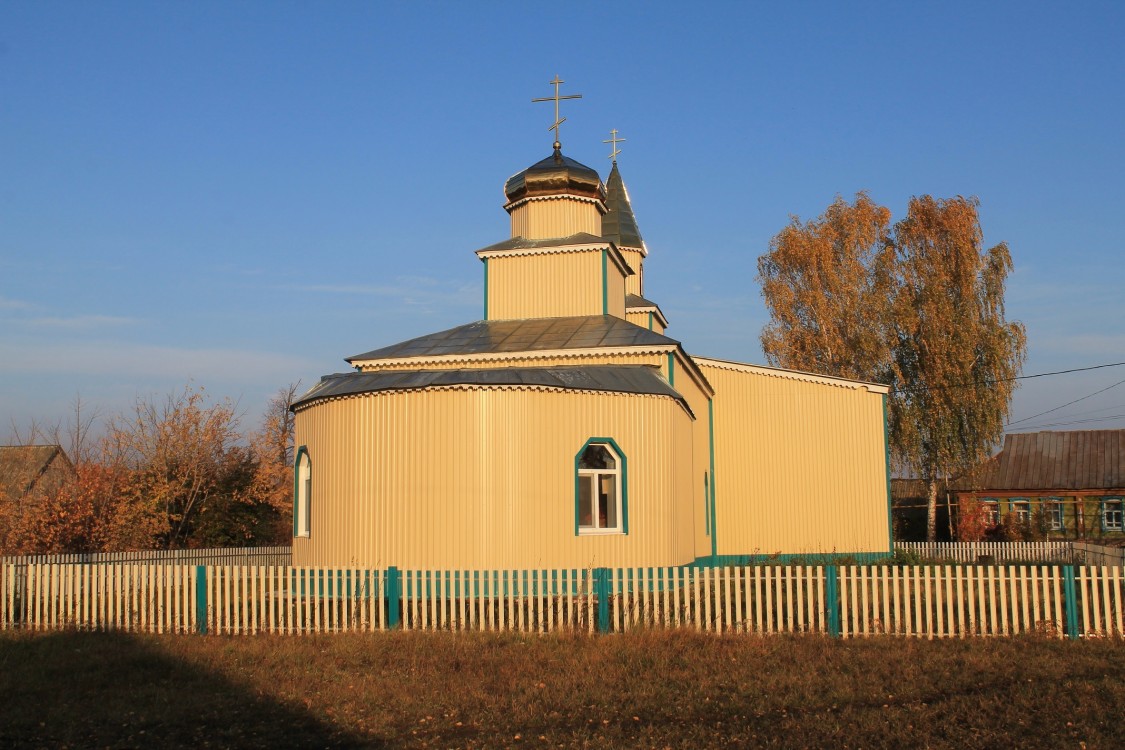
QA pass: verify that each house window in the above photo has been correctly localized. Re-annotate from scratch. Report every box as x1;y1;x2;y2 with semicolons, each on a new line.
1011;499;1031;524
575;439;627;534
1045;500;1064;531
1102;498;1123;533
294;447;311;538
982;498;1000;526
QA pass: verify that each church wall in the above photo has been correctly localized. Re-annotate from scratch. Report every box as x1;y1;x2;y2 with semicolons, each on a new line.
509;197;603;239
697;362;891;558
620;248;644;296
625;310;665;334
486;252;605;320
292;386;694;570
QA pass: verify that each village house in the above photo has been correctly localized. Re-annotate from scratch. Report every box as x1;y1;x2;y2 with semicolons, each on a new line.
956;429;1125;540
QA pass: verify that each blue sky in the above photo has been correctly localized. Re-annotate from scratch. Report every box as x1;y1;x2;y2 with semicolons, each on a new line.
2;1;1123;439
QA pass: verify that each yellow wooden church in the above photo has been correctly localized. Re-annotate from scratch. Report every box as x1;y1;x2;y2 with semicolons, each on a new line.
291;95;891;570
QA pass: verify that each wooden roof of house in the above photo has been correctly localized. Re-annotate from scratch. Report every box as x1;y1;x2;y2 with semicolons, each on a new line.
968;430;1125;492
0;445;72;502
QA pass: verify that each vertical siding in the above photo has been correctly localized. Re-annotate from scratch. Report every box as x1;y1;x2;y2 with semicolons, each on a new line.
294;387;694;570
698;363;890;556
509;199;603;239
606;258;626;319
620;248;645;296
487;252;603;320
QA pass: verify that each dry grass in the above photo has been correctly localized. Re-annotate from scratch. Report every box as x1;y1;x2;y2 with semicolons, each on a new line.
2;629;1124;748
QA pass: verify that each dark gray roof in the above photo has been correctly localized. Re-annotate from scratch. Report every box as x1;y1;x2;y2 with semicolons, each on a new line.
968;430;1125;492
625;293;660;310
293;365;690;414
348;315;680;363
602;162;644;249
476;232;608;255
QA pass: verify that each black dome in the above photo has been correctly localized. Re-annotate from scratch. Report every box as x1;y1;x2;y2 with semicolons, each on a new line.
504;149;606;204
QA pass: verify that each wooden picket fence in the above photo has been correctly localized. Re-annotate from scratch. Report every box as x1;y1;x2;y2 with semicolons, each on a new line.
0;545;292;568
2;562;1123;639
1074;542;1125;567
895;541;1074;563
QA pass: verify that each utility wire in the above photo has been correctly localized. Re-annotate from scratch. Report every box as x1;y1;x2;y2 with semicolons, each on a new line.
1008;413;1125;431
1006;376;1125;427
890;360;1125;395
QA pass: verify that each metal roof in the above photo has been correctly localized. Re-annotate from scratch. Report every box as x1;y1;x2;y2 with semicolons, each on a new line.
475;233;608;255
504;149;606;204
347;315;680;363
293;365;690;414
971;430;1125;491
625;293;660;310
602;162;644;250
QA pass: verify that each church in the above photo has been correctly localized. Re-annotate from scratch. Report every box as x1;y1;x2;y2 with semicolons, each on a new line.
290;84;892;570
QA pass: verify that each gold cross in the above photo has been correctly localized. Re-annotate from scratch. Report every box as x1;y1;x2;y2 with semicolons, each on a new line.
603;129;626;162
532;75;582;150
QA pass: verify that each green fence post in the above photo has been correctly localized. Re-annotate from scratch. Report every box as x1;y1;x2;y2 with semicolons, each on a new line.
1063;565;1079;640
594;567;611;633
825;566;841;638
386;566;401;629
195;565;208;635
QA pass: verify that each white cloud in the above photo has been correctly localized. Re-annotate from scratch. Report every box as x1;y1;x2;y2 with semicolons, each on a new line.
0;341;320;382
0;295;30;310
27;315;138;329
287;276;481;314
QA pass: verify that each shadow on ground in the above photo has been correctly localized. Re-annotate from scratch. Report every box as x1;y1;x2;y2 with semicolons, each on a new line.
0;631;368;749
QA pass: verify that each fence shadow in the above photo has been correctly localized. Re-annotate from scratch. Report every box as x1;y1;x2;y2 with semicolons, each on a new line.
0;631;368;749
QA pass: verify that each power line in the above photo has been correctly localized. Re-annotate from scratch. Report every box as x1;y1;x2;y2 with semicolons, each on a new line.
890;360;1125;395
1008;413;1125;431
1006;376;1125;427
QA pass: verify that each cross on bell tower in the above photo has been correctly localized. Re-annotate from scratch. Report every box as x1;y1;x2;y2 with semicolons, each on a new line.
603;129;626;162
532;76;582;151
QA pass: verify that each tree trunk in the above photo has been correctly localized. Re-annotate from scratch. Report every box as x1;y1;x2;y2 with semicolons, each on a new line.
926;478;939;542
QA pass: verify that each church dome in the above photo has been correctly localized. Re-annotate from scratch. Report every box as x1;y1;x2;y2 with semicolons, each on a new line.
504;148;606;205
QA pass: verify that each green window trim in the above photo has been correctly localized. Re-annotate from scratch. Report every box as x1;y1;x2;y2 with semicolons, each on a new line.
573;437;629;536
704;473;710;536
881;394;892;552
601;250;609;315
293;445;311;538
708;399;717;558
666;352;675;387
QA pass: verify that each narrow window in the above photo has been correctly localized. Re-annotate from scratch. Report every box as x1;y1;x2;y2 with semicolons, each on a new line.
1011;499;1031;524
1102;498;1123;533
576;440;626;534
982;498;1000;527
294;447;311;538
1045;499;1064;531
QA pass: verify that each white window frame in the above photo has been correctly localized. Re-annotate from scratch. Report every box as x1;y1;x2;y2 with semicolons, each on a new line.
1103;498;1123;533
982;498;1000;527
1011;499;1031;524
577;442;624;535
1045;500;1064;531
295;448;311;538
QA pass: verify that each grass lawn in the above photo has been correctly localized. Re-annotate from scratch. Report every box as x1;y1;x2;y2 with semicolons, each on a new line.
2;629;1123;748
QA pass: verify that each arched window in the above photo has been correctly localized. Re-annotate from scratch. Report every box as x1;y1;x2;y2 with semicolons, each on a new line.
575;439;627;535
294;447;311;538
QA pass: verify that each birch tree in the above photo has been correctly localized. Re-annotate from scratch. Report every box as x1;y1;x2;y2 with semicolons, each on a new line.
758;192;895;381
889;196;1026;541
758;194;1026;541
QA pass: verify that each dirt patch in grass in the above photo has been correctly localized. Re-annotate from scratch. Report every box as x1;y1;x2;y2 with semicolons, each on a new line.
2;630;1123;748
